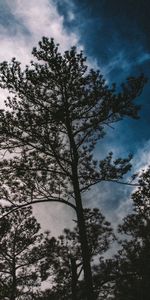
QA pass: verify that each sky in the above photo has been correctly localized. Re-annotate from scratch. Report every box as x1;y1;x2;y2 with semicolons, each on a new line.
0;0;150;235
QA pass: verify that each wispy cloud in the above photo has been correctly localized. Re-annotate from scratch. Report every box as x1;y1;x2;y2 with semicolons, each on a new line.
7;0;78;49
101;47;150;81
0;0;79;65
133;139;150;173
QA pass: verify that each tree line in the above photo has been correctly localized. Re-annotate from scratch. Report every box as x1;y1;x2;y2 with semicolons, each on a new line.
0;168;150;299
0;37;148;299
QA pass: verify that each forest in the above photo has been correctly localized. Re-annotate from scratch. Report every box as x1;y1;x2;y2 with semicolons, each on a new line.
0;37;149;300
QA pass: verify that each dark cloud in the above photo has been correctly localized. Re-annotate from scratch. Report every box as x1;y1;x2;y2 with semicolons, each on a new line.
56;0;150;79
68;1;150;144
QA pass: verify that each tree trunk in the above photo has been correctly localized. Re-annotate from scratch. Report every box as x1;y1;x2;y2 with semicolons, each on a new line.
70;256;78;300
72;166;95;300
10;259;16;300
10;242;17;300
64;98;95;299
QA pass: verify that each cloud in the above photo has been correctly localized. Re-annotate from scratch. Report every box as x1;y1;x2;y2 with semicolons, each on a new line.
6;0;78;50
33;202;76;236
55;0;76;21
0;0;79;67
133;139;150;173
84;180;133;228
100;47;150;82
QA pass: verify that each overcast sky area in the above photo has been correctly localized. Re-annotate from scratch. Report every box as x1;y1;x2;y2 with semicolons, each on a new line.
0;0;150;235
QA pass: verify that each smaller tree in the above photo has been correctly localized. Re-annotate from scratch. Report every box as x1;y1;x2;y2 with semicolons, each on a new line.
42;208;115;299
0;206;56;300
93;167;150;300
114;167;150;300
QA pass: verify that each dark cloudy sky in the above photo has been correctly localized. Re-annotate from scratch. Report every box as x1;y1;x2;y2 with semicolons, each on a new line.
0;0;149;234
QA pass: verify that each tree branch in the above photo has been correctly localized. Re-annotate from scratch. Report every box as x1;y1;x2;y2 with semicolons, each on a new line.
0;198;77;219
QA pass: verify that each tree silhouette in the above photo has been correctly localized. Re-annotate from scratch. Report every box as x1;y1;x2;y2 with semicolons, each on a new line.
0;206;56;300
93;167;150;299
0;37;147;299
40;208;114;300
113;167;150;300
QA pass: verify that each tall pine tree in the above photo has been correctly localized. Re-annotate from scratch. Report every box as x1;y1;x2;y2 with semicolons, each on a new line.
0;37;146;299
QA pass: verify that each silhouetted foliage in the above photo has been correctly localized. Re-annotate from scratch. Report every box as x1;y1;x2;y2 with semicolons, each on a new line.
92;168;150;299
0;37;147;299
113;167;150;300
0;206;56;300
40;208;114;300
